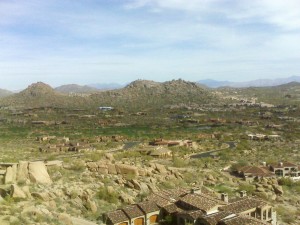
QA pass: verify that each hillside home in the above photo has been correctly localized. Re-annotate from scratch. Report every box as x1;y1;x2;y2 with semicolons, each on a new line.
99;106;114;111
149;139;194;148
104;189;276;225
149;147;172;158
104;201;159;225
236;166;275;181
269;162;299;178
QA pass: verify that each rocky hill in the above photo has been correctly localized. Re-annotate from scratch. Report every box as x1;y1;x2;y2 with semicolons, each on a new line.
0;89;13;98
0;79;216;110
0;82;89;108
90;79;214;111
55;84;99;94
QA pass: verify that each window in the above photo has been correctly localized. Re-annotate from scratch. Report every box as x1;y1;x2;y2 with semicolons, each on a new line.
150;215;159;224
268;208;272;219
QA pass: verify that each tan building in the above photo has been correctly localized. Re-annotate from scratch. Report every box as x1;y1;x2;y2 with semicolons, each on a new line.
104;188;276;225
104;201;160;225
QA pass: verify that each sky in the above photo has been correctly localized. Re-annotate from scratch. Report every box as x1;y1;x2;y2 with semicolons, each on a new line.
1;0;300;90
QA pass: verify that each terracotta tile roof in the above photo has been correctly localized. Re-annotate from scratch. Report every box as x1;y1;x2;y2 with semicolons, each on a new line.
220;214;268;225
219;197;267;214
147;194;170;207
238;166;274;177
186;210;204;219
123;204;144;219
269;161;297;168
179;193;223;212
146;188;189;207
197;211;233;225
105;209;129;224
138;201;159;213
163;203;179;214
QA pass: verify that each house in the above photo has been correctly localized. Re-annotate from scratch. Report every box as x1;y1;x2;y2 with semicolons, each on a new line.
99;106;114;111
105;209;130;225
149;139;194;148
104;188;276;225
103;201;160;225
236;166;275;181
149;147;172;158
269;162;299;177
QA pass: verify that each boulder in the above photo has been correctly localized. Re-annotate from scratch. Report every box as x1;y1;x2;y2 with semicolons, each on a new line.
272;185;284;195
21;186;31;198
147;184;158;192
86;162;98;172
206;174;215;181
58;213;74;225
139;182;150;193
131;179;142;191
107;164;117;174
10;184;26;199
138;169;147;176
0;187;9;198
256;187;266;193
85;199;97;213
4;165;17;184
32;192;52;201
115;164;139;176
17;161;29;183
154;163;167;174
105;153;114;161
28;161;52;184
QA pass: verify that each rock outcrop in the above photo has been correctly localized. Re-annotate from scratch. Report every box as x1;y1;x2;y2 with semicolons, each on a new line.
28;162;52;184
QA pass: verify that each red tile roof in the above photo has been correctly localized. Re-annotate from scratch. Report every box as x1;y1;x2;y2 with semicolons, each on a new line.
269;161;297;168
105;209;129;224
123;204;144;219
220;214;268;225
219;197;267;214
238;166;274;177
138;201;159;213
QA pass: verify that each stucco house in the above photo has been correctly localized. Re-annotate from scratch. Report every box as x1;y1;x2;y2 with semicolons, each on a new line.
104;188;276;225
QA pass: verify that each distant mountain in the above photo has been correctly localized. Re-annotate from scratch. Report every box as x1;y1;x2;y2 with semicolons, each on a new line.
197;79;231;88
90;79;214;111
55;84;99;93
0;80;215;110
198;76;300;88
88;83;124;90
0;82;89;108
0;88;13;98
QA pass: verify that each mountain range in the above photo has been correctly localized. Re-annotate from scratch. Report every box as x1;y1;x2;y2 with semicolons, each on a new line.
0;89;13;98
0;80;213;110
198;76;300;88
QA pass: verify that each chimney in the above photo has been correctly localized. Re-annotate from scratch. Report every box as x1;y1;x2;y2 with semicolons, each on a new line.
221;193;228;203
279;162;283;167
190;188;201;194
262;161;266;167
240;190;247;198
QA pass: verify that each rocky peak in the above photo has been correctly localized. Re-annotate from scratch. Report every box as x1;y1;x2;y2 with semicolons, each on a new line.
21;82;56;97
125;80;160;89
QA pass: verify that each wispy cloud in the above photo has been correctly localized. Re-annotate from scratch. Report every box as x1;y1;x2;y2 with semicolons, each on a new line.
0;0;300;89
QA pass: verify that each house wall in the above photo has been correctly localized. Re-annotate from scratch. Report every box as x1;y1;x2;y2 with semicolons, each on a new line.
176;215;195;225
116;222;130;225
145;211;160;225
129;216;146;225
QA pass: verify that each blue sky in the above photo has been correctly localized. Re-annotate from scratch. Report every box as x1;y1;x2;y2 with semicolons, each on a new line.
1;0;300;90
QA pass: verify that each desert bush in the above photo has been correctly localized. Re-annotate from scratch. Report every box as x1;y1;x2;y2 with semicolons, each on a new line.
172;156;187;168
97;187;118;204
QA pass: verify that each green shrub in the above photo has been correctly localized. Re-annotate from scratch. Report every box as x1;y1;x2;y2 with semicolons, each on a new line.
97;187;118;204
